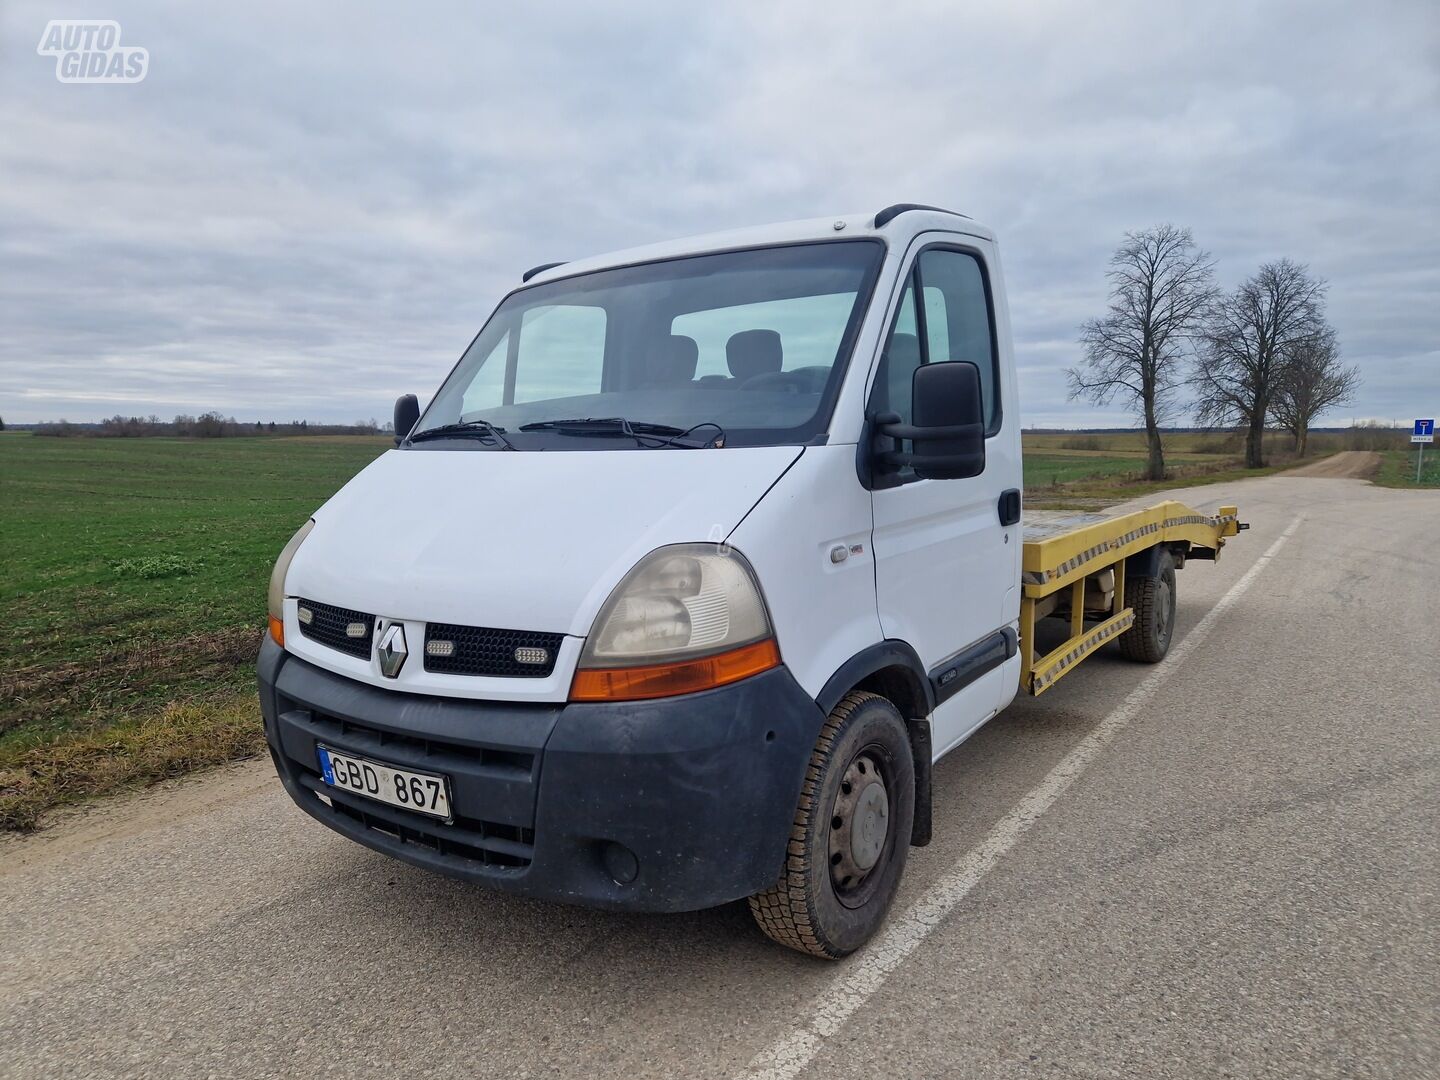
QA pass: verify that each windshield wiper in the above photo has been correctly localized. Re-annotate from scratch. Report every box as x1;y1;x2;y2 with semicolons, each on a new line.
519;417;683;436
518;417;725;448
408;419;516;450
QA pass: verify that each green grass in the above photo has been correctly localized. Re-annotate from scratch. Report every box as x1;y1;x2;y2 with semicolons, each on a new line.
1373;447;1440;488
0;434;389;828
1023;431;1241;457
1020;433;1272;508
1015;428;1422;507
1022;453;1152;488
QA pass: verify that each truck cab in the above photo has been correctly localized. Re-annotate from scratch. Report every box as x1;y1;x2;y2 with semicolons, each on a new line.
259;206;1031;956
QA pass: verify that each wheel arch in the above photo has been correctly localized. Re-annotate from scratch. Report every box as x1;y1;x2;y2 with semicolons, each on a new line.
1127;542;1183;578
815;640;933;720
815;641;934;848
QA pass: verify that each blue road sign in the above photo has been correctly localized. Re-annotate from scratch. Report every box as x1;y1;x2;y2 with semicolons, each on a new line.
1413;418;1435;444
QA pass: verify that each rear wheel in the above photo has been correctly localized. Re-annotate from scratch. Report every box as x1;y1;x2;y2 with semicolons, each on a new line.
748;691;915;959
1118;548;1177;663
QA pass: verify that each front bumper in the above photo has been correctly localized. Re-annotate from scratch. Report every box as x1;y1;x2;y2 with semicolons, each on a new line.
258;639;824;912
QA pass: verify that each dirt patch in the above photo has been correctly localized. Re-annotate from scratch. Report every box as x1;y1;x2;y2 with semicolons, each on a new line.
0;691;266;831
1283;451;1382;479
0;756;274;873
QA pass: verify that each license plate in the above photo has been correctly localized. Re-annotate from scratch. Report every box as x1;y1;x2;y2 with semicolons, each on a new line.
317;745;452;821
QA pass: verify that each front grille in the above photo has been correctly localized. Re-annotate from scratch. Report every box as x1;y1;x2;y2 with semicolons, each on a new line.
305;711;535;777
296;598;375;659
424;622;564;678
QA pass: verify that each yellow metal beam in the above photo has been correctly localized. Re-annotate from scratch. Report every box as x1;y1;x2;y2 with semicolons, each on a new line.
1019;594;1037;687
1022;500;1238;600
1028;607;1135;696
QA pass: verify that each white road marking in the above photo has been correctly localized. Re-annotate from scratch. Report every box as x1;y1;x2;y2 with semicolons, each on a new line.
743;515;1305;1080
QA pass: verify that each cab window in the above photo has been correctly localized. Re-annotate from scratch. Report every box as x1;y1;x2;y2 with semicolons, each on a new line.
513;305;608;404
874;248;1000;436
880;282;920;425
864;249;1002;478
414;240;885;448
916;249;998;432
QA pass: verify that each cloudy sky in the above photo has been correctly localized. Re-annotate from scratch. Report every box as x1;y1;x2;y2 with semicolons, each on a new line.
1;0;1436;427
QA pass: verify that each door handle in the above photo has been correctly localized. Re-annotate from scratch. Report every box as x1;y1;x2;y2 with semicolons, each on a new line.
998;489;1021;526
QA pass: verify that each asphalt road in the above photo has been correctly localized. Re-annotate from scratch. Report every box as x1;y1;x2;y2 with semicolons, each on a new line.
3;470;1436;1080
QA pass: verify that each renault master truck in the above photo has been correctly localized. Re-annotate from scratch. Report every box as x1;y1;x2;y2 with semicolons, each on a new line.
259;204;1243;957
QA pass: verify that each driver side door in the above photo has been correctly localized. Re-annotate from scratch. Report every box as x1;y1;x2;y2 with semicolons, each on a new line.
867;238;1021;755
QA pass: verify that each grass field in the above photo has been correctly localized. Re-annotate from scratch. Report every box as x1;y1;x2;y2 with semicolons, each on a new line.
0;433;390;828
1022;430;1306;506
0;425;1418;828
1373;446;1440;488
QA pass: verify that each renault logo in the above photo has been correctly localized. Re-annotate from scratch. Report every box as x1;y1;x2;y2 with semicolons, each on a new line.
377;622;408;678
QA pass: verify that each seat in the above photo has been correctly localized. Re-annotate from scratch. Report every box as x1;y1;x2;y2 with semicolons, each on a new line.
650;335;699;386
726;329;783;383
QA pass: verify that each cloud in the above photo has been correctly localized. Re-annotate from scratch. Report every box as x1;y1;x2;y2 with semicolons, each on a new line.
0;0;1436;426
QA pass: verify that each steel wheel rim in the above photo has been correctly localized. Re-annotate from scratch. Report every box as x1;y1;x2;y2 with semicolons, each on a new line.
828;751;890;904
1157;575;1174;649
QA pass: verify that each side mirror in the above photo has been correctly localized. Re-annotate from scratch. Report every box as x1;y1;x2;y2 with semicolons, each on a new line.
393;394;420;446
877;361;985;480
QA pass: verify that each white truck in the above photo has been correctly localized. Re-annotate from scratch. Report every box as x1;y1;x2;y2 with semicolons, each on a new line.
260;205;1243;957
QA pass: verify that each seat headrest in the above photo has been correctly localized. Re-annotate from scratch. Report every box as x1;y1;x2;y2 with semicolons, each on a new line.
726;329;783;382
652;335;699;385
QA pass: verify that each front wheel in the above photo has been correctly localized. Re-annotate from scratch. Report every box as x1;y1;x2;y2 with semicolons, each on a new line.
1118;548;1177;663
748;691;915;959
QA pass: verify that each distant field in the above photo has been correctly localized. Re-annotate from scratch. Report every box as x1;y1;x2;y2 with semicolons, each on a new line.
1023;431;1241;457
1022;431;1257;504
1018;428;1420;505
0;433;389;827
1022;453;1152;489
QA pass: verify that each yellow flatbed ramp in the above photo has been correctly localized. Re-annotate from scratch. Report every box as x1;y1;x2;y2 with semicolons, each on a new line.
1019;500;1243;696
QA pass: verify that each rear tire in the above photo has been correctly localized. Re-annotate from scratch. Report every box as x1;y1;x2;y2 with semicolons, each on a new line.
1118;548;1177;663
748;691;915;959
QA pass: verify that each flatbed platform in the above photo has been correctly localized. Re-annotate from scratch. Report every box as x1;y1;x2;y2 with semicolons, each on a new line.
1018;500;1242;695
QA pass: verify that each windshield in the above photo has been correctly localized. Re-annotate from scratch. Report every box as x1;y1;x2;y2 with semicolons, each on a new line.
411;240;884;448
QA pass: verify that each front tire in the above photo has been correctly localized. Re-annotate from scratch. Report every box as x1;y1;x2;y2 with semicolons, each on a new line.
1118;548;1177;663
748;691;915;959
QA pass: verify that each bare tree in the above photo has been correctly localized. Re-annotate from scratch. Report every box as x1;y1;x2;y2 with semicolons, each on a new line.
1193;259;1327;468
1067;224;1216;480
1271;327;1359;456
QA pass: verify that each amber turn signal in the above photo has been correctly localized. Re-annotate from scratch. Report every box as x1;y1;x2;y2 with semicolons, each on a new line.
570;638;780;702
268;615;285;647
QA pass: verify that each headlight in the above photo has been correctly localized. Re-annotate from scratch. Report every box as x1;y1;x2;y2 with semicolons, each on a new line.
572;544;779;701
266;519;316;645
